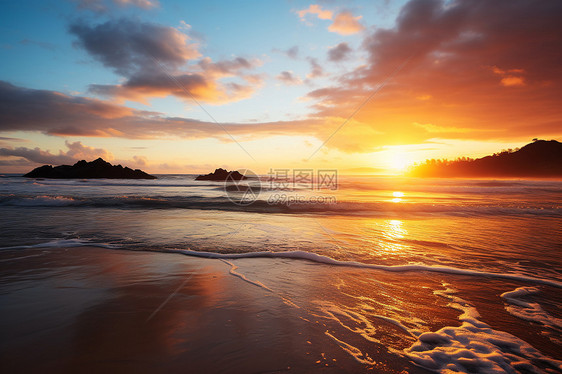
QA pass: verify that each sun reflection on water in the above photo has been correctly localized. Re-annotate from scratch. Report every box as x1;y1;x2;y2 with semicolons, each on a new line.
392;191;404;203
379;219;409;252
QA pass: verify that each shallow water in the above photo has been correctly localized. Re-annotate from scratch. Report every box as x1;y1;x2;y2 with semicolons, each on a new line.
1;174;561;372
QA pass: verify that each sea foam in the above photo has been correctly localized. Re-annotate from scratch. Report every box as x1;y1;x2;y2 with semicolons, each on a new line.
403;285;562;373
501;286;562;343
175;249;562;288
0;238;119;250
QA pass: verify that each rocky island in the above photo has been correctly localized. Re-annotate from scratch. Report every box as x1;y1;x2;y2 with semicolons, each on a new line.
23;158;157;179
195;168;246;181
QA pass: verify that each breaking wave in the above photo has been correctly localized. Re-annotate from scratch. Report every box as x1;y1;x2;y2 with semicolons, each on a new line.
1;194;560;217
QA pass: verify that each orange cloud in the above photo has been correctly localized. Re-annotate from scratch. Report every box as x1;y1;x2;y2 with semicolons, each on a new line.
492;66;526;87
297;4;333;20
328;11;365;35
3;1;562;158
413;122;473;134
500;76;525;87
303;0;562;149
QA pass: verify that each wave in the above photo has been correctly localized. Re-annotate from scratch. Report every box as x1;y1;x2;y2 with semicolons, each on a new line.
0;238;119;250
2;194;560;217
169;249;562;288
2;237;560;288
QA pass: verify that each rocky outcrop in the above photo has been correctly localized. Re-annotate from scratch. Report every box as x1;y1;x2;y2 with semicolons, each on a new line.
24;158;157;179
195;168;246;181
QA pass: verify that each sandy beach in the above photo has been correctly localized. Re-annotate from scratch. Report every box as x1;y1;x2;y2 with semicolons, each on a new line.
1;246;434;373
2;245;561;373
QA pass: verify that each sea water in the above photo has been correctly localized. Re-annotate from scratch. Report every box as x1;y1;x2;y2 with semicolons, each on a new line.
1;174;561;372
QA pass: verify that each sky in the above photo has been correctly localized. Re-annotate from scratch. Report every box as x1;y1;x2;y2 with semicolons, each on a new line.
1;0;561;174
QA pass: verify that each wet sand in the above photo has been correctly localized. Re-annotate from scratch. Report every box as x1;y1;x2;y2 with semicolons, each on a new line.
0;247;430;373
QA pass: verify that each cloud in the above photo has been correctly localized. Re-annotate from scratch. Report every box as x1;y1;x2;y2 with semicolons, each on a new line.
89;56;263;105
72;0;159;12
303;0;562;148
491;66;526;87
69;19;199;76
70;19;262;105
114;0;159;9
500;76;525;87
285;46;299;59
0;141;151;172
413;122;472;133
0;80;389;153
0;80;153;136
276;71;303;85
296;5;364;36
328;42;352;61
0;136;27;142
328;11;365;35
306;57;325;79
0;81;368;150
272;46;300;59
0;80;302;139
297;4;333;20
0;141;113;165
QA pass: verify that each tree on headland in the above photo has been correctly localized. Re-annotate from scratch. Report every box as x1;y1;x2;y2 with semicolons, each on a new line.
407;140;562;178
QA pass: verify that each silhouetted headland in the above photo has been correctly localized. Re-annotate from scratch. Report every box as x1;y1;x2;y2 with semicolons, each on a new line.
408;140;562;178
24;158;156;179
195;168;246;181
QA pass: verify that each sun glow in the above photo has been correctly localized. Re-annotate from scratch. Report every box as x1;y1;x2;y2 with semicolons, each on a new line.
382;148;415;173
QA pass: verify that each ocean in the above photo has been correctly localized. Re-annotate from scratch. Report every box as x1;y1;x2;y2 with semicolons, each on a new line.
1;174;561;373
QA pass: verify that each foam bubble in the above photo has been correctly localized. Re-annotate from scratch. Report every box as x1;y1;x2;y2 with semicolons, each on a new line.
404;285;562;373
501;287;562;335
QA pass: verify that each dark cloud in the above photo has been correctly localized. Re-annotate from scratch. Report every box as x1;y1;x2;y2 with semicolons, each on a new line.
276;71;302;85
198;57;252;74
69;19;199;76
328;42;352;62
0;81;389;153
89;72;210;104
306;57;324;79
0;141;150;173
286;46;299;59
70;19;262;104
72;0;159;13
272;46;300;59
0;141;112;165
0;80;317;139
0;136;27;142
114;0;159;9
89;56;262;104
0;81;151;136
